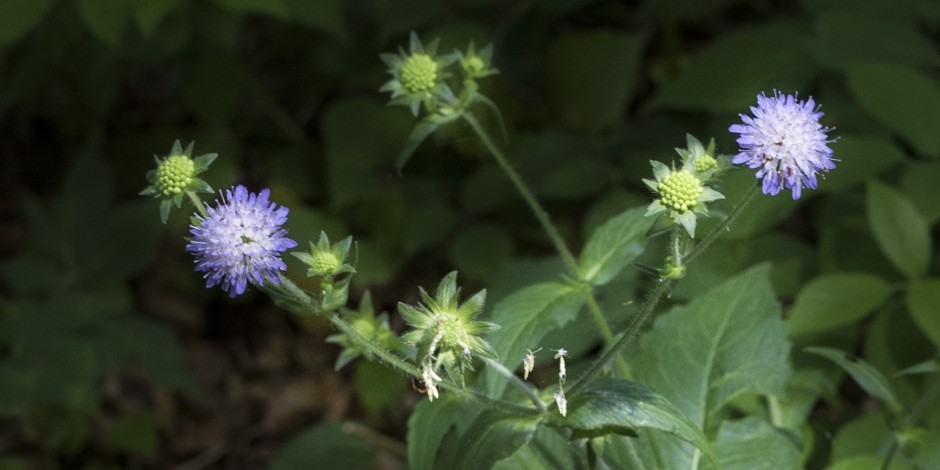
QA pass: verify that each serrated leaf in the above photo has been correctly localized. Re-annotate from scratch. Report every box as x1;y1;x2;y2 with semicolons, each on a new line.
484;282;589;397
649;20;813;113
708;417;801;470
408;396;482;470
448;409;541;470
846;63;940;158
906;279;940;349
866;181;931;279
0;0;54;46
787;273;892;337
578;207;654;285
548;379;715;465
270;422;376;470
76;0;129;47
804;346;904;415
630;264;791;469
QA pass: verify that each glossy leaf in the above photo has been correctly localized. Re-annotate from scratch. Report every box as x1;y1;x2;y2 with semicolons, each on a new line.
804;346;904;415
866;181;931;279
787;273;892;337
578;206;654;286
548;379;715;464
906;279;940;349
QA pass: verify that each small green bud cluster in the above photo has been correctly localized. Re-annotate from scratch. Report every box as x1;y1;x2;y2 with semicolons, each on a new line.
658;170;704;213
401;53;439;94
328;292;403;370
694;154;718;173
155;155;196;196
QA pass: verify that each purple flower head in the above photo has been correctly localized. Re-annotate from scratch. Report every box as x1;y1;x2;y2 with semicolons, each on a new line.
729;91;835;199
186;185;298;297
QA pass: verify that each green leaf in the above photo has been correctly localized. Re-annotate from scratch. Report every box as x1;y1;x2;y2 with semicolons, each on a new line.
448;410;541;470
897;427;940;468
0;0;54;47
133;0;182;35
709;417;801;470
812;9;939;69
106;412;158;458
649;20;813;113
826;454;914;470
353;361;407;415
897;357;940;376
407;396;479;470
493;427;577;470
546;29;647;130
449;224;514;281
484;282;589;397
866;181;931;279
822;136;904;192
630;264;791;469
76;0;129;47
282;0;346;39
906;279;940;349
846;63;940;158
830;409;894;461
578;207;654;285
209;0;288;18
804;346;904;415
396;120;441;174
548;379;715;465
269;422;376;470
787;273;892;337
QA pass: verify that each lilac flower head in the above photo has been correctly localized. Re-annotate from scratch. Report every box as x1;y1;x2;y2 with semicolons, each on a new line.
729;91;835;199
186;185;298;297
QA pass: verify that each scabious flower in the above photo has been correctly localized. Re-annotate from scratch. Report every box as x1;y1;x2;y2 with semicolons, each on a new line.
186;186;298;297
729;91;836;199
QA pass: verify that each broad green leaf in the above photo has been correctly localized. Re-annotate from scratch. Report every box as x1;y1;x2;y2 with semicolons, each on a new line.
901;162;940;224
578;207;654;286
631;264;791;469
408;396;481;470
353;361;407;415
493;427;576;470
270;422;376;470
649;20;813;113
448;410;541;470
76;0;129;46
484;282;589;397
547;379;715;465
546;29;647;130
787;273;892;337
708;417;801;470
897;427;940;468
209;0;288;18
804;346;904;415
826;454;913;470
846;63;940;158
822;136;904;192
133;0;182;35
829;410;894;461
0;0;54;46
866;181;931;279
906;279;940;349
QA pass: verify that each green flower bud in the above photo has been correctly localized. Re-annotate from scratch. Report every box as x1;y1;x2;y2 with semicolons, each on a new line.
311;250;341;275
401;53;438;94
155;155;195;197
694;154;718;173
657;170;704;213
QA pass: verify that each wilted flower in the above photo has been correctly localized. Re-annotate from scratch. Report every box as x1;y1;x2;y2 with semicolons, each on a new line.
554;391;568;417
186;186;297;297
729;91;835;199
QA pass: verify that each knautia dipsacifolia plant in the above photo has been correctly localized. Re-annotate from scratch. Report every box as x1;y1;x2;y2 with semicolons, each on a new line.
143;33;870;470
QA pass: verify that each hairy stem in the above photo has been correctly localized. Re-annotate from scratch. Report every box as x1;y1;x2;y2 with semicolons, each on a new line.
481;356;547;412
186;191;208;218
685;183;760;264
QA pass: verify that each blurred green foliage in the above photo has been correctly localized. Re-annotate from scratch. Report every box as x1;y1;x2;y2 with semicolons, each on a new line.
2;0;940;467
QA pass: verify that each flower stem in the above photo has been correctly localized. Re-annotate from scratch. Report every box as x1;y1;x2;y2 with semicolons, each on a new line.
568;279;672;395
463;112;622;358
462;112;579;274
270;275;539;415
685;183;760;265
481;356;547;412
186;191;208;218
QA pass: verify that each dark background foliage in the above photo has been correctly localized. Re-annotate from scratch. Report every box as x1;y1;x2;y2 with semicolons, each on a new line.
1;0;939;468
